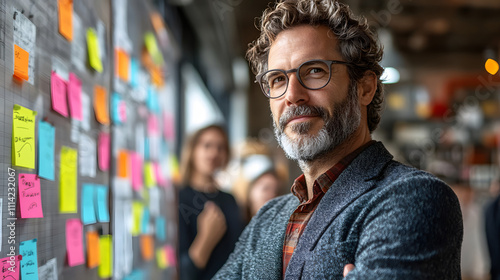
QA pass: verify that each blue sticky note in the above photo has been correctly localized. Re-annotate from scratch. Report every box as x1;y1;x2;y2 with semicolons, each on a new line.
38;121;55;180
81;184;97;224
156;216;166;242
141;208;150;234
144;137;150;161
147;86;159;113
96;185;110;222
124;269;146;280
112;93;123;125
20;239;39;280
130;58;139;88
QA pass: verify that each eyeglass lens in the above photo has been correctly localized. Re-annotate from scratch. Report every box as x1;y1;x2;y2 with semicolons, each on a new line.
260;60;331;98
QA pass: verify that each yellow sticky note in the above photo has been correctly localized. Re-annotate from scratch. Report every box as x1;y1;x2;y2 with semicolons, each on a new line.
116;48;130;82
60;146;78;213
87;28;103;73
14;44;29;81
156;247;167;269
94;85;110;125
169;155;181;184
144;162;156;188
12;105;37;169
144;32;163;65
132;202;143;236
98;235;113;278
58;0;73;41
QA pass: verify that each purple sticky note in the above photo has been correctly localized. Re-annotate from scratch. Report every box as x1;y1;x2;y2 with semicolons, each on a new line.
51;71;69;117
18;173;43;218
66;219;85;267
98;132;110;171
68;73;83;120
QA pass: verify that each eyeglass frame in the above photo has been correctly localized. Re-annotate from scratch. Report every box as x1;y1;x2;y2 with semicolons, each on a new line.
255;59;354;99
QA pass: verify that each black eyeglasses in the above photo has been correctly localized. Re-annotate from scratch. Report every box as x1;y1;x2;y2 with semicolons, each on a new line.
256;59;352;99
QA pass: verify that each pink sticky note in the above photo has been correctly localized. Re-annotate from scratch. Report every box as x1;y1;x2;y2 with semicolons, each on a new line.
131;152;143;191
154;162;167;188
165;245;177;266
163;112;175;141
98;132;110;171
66;219;85;267
148;114;159;136
68;73;83;120
119;100;127;123
51;71;69;117
18;174;43;218
1;255;22;279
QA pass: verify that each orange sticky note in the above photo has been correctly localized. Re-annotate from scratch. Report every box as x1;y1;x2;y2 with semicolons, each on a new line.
58;0;73;41
150;66;164;87
86;231;100;268
14;44;29;81
94;85;110;125
140;235;154;261
118;150;129;178
116;48;130;82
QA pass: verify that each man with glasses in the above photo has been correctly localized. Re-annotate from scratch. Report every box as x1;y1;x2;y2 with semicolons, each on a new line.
214;0;463;279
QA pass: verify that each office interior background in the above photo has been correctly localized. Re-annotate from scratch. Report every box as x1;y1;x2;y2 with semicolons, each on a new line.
0;0;499;279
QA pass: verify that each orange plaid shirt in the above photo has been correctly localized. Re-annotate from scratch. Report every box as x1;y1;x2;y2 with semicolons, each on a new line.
282;140;375;276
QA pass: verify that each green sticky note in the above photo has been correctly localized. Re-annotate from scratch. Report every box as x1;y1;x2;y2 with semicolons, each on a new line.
60;146;78;213
87;28;103;73
99;235;113;278
144;32;163;65
132;202;143;236
12;105;37;169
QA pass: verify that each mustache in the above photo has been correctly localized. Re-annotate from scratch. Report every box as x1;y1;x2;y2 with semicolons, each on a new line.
278;105;328;131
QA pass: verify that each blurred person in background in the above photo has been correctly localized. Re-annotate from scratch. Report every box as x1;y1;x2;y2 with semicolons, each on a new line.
214;0;463;279
485;176;500;280
177;125;244;280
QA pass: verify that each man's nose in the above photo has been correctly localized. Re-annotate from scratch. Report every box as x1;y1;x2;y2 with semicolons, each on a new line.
285;74;309;106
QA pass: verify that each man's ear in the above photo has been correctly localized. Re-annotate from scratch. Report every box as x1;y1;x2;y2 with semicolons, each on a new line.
357;71;377;106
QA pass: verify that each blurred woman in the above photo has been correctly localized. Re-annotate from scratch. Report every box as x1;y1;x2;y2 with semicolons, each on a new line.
178;125;244;280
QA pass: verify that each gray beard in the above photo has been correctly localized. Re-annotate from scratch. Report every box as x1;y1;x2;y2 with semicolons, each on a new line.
273;84;361;163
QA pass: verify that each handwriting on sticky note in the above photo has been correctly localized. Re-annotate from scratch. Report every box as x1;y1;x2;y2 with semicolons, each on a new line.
1;255;21;280
68;73;83;120
13;105;36;169
51;71;69;117
99;235;113;278
94;85;110;125
58;0;73;41
86;231;100;268
18;174;43;218
14;44;29;81
38;121;55;180
60;146;78;213
20;239;39;280
87;28;103;72
66;219;85;267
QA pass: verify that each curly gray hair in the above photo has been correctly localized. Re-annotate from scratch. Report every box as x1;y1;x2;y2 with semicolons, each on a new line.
247;0;384;132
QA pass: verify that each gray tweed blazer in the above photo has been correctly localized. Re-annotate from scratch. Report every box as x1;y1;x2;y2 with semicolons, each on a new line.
213;142;463;279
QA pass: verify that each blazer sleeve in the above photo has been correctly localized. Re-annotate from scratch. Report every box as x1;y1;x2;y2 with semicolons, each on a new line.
345;174;463;280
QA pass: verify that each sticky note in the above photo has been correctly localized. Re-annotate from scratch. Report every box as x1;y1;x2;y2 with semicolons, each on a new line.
1;255;22;279
140;235;154;261
163;112;175;142
118;150;130;179
50;71;69;117
60;146;78;213
116;48;130;82
112;93;127;124
132;202;143;236
124;270;145;280
81;184;97;224
86;231;100;268
150;66;164;87
38;258;57;280
156;216;166;242
94;85;110;125
130;58;139;88
96;185;110;222
18;174;43;218
68;73;83;120
81;93;91;131
79;133;96;178
58;0;73;41
66;219;85;267
156;247;167;269
131;152;143;191
141;208;150;234
147;87;160;113
144;162;156;188
169;155;181;183
165;245;177;266
20;239;38;280
12;105;37;169
87;28;103;72
14;44;29;80
147;114;159;136
99;235;113;278
154;162;167;188
98;132;110;171
144;32;163;65
38;121;55;180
